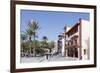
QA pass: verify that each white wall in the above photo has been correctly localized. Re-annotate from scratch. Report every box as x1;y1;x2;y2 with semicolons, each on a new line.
81;19;90;60
0;0;100;73
61;38;65;56
54;41;58;53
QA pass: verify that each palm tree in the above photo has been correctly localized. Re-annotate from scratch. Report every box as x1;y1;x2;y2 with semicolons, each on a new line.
26;19;39;56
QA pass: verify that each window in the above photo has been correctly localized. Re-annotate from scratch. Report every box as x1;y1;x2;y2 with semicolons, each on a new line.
75;40;77;45
84;49;86;55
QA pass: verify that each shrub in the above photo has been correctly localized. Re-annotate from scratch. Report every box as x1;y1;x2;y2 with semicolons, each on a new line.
35;48;45;56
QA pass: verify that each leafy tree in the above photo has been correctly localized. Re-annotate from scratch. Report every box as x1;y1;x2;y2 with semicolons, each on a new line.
48;41;55;53
21;33;27;57
49;41;55;49
21;33;27;42
41;36;49;49
42;36;48;41
35;48;45;56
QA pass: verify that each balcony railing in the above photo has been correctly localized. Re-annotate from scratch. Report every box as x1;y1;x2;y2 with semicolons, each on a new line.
65;44;80;49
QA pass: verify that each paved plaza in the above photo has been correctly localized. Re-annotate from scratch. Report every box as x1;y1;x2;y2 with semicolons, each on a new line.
20;54;78;63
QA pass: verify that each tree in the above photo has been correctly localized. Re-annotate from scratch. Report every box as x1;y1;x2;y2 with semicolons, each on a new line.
40;36;49;54
41;36;49;48
49;41;55;49
21;33;27;42
42;36;48;41
21;33;27;57
48;41;55;53
26;19;39;56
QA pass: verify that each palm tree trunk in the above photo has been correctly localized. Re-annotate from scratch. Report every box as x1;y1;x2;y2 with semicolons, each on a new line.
33;35;36;57
29;36;32;56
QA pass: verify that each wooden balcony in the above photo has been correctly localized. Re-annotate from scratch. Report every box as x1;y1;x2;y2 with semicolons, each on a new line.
65;44;80;49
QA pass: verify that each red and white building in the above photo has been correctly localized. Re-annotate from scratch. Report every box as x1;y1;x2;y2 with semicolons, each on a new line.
58;18;90;60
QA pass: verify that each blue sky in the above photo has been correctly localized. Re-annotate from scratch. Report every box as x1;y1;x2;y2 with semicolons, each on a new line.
20;10;89;41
